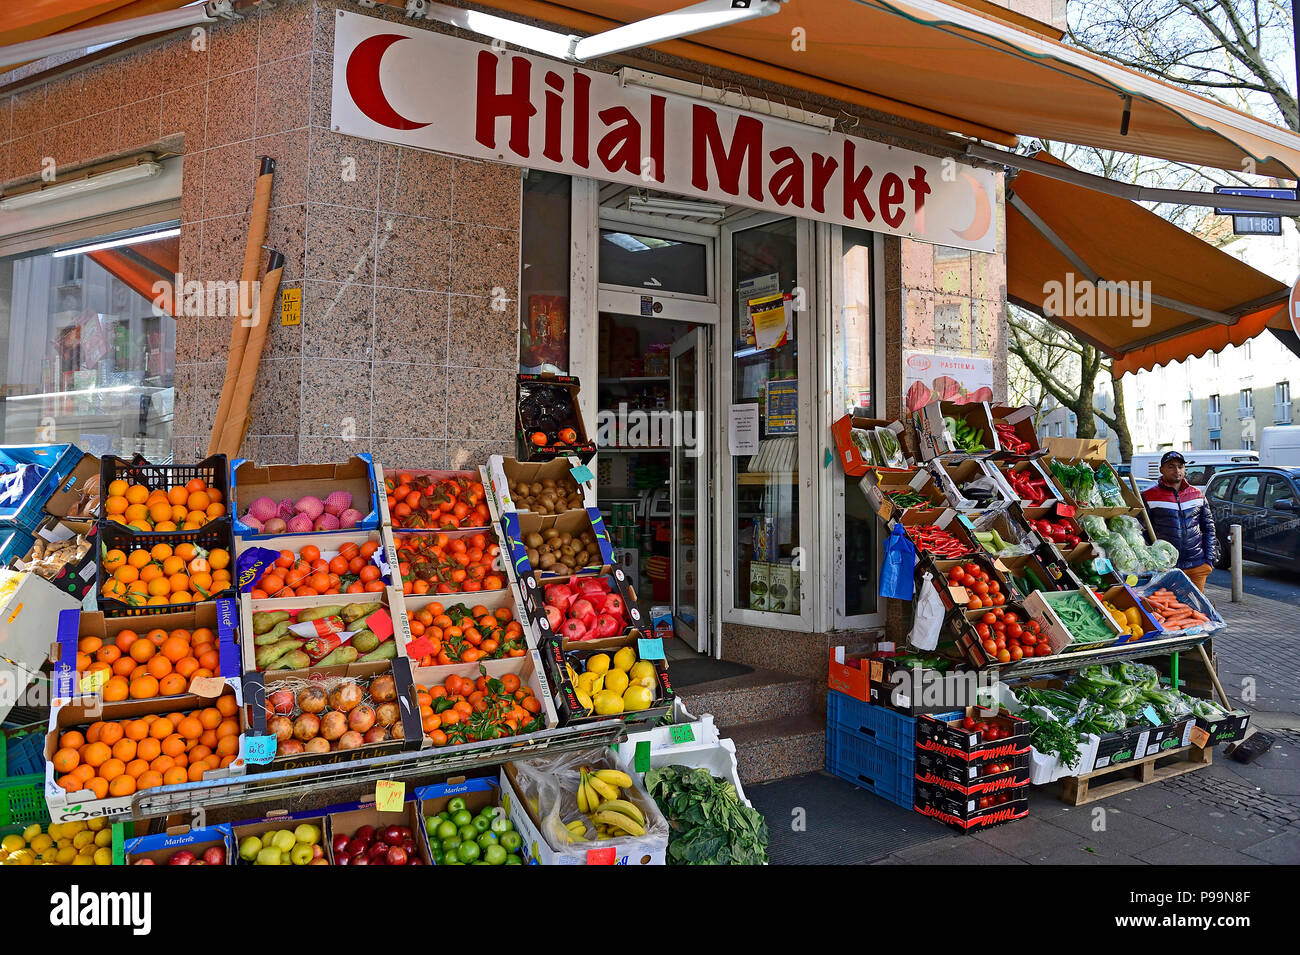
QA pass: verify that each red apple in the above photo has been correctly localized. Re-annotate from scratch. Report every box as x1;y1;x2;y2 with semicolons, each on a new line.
333;834;350;856
202;846;225;866
168;850;196;865
386;846;408;866
355;825;375;843
133;859;156;865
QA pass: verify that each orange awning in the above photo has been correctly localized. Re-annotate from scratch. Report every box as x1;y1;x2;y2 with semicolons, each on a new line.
0;0;191;47
1006;154;1289;376
86;232;179;315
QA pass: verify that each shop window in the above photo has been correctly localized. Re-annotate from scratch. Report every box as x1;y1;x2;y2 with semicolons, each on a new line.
0;224;178;459
519;171;572;373
730;218;800;615
839;228;876;618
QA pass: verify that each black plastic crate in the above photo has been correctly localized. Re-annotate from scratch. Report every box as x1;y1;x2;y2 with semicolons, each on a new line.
100;453;230;539
96;521;235;617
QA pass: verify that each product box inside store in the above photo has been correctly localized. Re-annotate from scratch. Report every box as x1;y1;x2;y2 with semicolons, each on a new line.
766;560;800;614
545;629;673;727
237;583;405;676
516;374;597;462
119;823;234;866
410;649;557;747
487;454;597;517
243;658;421;770
831;413;911;475
44;682;249;823
748;560;770;611
230;809;334;865
500;507;615;582
500;758;667;865
42;451;101;521
912;400;999;461
13;516;97;600
987;405;1042;457
860;466;946;522
51;598;240;703
934;458;1007;509
0;569;84;724
1024;587;1124;654
230;454;379;538
915;707;1031;761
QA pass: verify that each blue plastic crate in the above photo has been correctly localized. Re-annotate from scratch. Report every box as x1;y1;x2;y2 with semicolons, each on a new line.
0;444;81;532
826;724;914;809
0;527;36;565
827;690;917;756
1;723;46;779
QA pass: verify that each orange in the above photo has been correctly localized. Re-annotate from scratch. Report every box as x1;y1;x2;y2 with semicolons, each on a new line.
203;754;222;771
177;716;203;740
112;738;137;762
107;479;129;497
189;572;213;595
124;719;149;741
189;745;212;763
102;676;129;702
159;635;189;662
198;707;222;731
125;759;149;779
85;721;105;743
109;775;137;797
187;762;208;783
95;644;121;666
146;576;171;597
190;668;214;681
148;501;172;524
114;566;140;587
98;758;126;782
150;542;173;562
167;486;188;506
59;730;85;750
215;735;240;757
154;521;179;532
170;592;193;605
82;741;111;768
149;755;175;775
52;748;80;774
136;771;163;791
85;777;110;800
71;764;96;785
139;564;163;585
163;767;188;786
197;649;220;672
101;580;127;601
219;756;236;769
75;652;91;673
148;717;174;739
159;673;188;696
125;484;149;504
57;775;81;793
171;505;188;523
215;695;238;718
174;542;197;561
125;504;149;524
216;718;239;740
112;657;136;678
145;595;171;608
105;496;129;516
186;491;210;511
161;734;186;758
129;676;158;700
206;502;227;519
198;729;218;750
160;555;185;577
168;573;190;594
136;738;161;762
97;722;123;746
174;657;200;679
129;639;155;663
147;629;167;647
172;752;188;768
207;488;222;504
191;641;214;660
115;629;139;651
129;520;153;533
126;548;150;569
208;548;230;571
78;636;103;655
146;655;172;680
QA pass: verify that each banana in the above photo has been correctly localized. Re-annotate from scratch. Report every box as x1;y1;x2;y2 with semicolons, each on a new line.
592;810;646;837
565;819;588;840
586;779;602;815
596;798;645;826
593;769;633;789
576;775;590;814
587;775;620;802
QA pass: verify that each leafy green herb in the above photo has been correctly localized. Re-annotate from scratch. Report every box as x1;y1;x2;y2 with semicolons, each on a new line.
1020;708;1083;767
644;765;769;865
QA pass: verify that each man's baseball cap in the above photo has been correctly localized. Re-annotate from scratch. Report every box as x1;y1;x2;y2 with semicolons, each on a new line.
1161;451;1186;466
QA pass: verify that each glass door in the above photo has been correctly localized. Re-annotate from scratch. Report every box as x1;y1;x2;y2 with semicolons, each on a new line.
671;327;710;653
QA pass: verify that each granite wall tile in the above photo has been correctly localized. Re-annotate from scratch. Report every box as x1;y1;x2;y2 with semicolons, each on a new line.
302;280;374;359
260;1;313;63
451;159;520;229
445;367;515;444
256;127;308;208
448;295;518;369
359;438;446;470
300;358;371;436
305;201;376;285
248;358;304;435
372;363;446;438
309;52;332;129
8;133;43;183
0;97;11;144
373;287;448;365
202;139;257;218
81;110;119;162
448;440;513;470
378;144;451;220
249;435;301;465
310;128;379;210
449;223;518;299
207;19;258;81
374;214;450;291
264;204;307;284
199;213;249;285
161;83;208;153
11;89;45;140
116;96;161;153
45;122;85;171
180;150;204;224
255;53;311;138
206;70;256;148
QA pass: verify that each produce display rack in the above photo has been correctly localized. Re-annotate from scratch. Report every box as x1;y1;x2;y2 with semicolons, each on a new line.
1059;743;1212;806
985;631;1212;680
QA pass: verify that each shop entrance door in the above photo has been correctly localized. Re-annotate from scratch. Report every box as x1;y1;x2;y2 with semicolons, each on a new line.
670;327;711;654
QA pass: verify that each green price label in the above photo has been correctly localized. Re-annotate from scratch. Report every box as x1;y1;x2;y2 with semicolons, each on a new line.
669;724;695;744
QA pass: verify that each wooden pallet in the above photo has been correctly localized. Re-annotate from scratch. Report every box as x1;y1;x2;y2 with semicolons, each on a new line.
1059;744;1212;806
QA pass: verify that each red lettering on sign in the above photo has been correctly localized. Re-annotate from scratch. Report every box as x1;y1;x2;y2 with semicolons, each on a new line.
647;94;666;183
691;105;764;201
543;71;564;163
572;72;591;169
768;146;804;207
811;152;838;213
474;52;536;157
842;140;876;222
597;106;643;175
879;171;905;228
909;164;932;231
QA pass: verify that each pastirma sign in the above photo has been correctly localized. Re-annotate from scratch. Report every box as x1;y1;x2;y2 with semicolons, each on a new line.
331;12;997;252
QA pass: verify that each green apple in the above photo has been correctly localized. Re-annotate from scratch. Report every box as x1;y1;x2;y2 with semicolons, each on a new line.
239;836;263;862
484;845;507;866
293;824;320;846
437;820;457;840
290;843;314;865
255;846;282;866
504;854;523;865
272;830;296;852
499;830;522;853
457;824;477;843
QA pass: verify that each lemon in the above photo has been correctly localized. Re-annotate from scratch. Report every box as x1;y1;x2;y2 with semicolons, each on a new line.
11;849;35;865
73;831;95;850
575;689;594;713
30;834;53;853
87;818;106;832
63;821;86;836
47;823;63;841
613;647;636;673
623;684;655;711
592;690;625;716
22;823;42;842
575;671;597;694
585;653;611;676
94;828;112;848
72;854;93;866
1;835;25;853
93;847;113;866
603;670;629;696
40;848;60;863
56;847;77;865
628;661;656;684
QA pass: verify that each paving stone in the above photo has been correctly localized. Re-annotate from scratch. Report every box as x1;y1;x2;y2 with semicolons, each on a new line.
1143;806;1290;850
1240;824;1300;864
1035;805;1184;853
970;816;1081;858
1135;836;1266;865
1032;845;1148;865
892;835;1028;865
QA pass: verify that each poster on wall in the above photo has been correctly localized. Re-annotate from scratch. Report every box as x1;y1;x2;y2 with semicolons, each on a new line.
520;294;568;372
902;351;994;412
766;380;798;434
738;273;780;346
748;293;792;351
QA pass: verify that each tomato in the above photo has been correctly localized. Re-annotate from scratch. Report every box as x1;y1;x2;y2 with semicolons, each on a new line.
992;593;1006;606
975;623;990;638
982;639;998;656
982;612;997;625
993;621;1006;634
1006;623;1022;639
1009;646;1023;661
964;563;980;575
974;581;990;596
962;716;976;730
1035;642;1052;656
968;596;984;610
1003;612;1018;624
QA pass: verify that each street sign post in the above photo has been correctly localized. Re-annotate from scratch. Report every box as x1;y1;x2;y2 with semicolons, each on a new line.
1213;186;1299;215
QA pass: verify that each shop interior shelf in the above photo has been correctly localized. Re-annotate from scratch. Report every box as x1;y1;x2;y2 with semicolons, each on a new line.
124;720;628;821
737;471;799;484
993;632;1211;679
598;377;669;384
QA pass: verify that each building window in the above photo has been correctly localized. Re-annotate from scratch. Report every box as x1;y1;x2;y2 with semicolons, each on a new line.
1210;437;1221;450
1157;403;1167;423
1208;393;1221;430
1277;381;1292;423
518;171;572;373
1182;441;1192;452
1210;352;1220;368
0;224;178;459
1243;438;1255;451
1182;399;1192;424
1054;422;1063;437
1244;341;1252;360
1240;388;1253;417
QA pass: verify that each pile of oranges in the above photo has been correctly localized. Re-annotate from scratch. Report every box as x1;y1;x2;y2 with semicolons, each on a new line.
103;477;225;533
100;542;231;608
249;541;386;600
50;694;242;800
76;625;226;701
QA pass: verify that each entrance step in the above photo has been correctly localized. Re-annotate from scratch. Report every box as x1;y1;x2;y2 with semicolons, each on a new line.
721;713;827;785
676;667;819;727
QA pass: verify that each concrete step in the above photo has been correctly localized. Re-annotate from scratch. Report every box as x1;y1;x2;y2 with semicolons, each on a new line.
722;713;826;785
676;667;820;727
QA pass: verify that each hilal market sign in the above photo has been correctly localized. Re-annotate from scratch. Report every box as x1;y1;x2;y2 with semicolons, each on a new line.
331;11;998;253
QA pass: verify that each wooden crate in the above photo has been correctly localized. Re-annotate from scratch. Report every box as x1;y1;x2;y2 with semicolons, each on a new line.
1059;743;1212;806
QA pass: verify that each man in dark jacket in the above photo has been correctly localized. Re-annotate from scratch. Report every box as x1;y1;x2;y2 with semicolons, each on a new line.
1141;451;1219;591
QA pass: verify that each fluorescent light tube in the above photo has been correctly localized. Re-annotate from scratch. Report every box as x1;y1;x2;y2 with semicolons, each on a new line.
627;196;728;218
0;161;163;211
53;227;180;258
571;0;784;62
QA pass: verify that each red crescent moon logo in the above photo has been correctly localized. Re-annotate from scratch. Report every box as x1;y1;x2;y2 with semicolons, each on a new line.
1290;278;1300;337
346;34;430;131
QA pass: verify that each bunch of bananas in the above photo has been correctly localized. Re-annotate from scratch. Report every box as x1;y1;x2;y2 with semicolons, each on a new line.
564;767;647;840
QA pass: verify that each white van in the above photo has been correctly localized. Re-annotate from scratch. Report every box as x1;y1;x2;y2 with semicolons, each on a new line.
1259;426;1300;466
1130;449;1258;487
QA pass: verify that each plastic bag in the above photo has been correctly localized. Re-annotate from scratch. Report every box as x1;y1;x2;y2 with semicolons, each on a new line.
1109;515;1148;548
508;746;669;861
1105;536;1140;574
908;572;944;650
1079;515;1112;544
957;475;1003;506
972;506;1034;556
879;524;916;600
1146;540;1179;571
874;427;907;469
1094;465;1125;507
850;429;878;465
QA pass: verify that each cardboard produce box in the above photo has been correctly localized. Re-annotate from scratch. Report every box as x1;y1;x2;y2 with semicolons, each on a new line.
373;464;490;531
230;454;380;539
119;823;234;866
42;451;101;521
487;454;597;516
993;458;1066;505
242;658;421;770
544;630;673;728
831;413;911;475
860;467;946;522
230;810;334;865
516;567;644;644
325;796;431;865
12;516;96;600
44;682;248;823
402;581;539;663
933;458;1007;509
1099;584;1163;643
1191;710;1251;747
238;585;405;675
1024;587;1124;653
0;570;83;724
987;405;1041;457
912;400;999;461
516;374;596;462
898;507;979;559
410;649;558;748
1091;726;1148;770
915;707;1031;761
500;507;615;582
234;528;396;593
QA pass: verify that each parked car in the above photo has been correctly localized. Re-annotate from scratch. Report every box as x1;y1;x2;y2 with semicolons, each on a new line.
1259;426;1300;467
1130;450;1258;485
1204;466;1300;568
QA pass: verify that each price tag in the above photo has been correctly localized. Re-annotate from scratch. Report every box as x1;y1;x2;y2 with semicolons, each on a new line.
957;514;978;532
79;669;107;694
1141;705;1162;725
570;464;595;485
367;609;394;641
1095;558;1115;574
586;847;617;865
242;735;277;765
637;637;665;660
634;739;651;772
405;636;434;659
876;502;893;522
1189;726;1211;749
189;676;226;698
669;724;695;744
375;779;405;812
948;585;970;605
